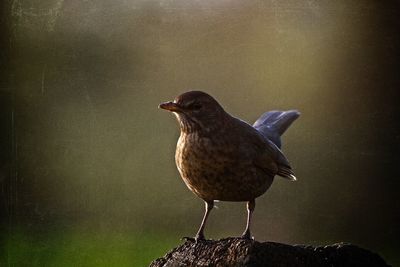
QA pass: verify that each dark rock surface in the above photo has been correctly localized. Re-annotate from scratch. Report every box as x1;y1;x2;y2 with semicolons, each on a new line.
150;237;390;267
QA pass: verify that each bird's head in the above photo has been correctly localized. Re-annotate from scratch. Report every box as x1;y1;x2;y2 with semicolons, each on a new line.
159;91;226;133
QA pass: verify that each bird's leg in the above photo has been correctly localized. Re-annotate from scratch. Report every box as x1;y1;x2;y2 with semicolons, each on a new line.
241;199;255;239
195;200;214;241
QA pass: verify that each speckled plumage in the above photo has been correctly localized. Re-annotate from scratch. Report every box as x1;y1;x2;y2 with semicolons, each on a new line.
159;91;299;240
175;116;274;202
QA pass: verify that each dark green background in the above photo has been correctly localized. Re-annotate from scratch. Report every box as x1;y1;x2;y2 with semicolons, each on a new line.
1;0;399;266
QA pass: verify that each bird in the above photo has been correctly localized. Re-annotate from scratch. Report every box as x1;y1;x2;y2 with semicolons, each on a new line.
159;91;299;241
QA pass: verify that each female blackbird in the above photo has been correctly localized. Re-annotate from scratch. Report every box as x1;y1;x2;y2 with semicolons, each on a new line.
159;91;299;240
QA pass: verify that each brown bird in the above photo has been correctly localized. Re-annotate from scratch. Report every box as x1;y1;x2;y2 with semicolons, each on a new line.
159;91;299;240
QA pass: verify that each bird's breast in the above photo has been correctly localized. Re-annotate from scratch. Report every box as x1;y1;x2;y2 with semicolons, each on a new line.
175;132;273;201
176;133;226;199
175;133;215;179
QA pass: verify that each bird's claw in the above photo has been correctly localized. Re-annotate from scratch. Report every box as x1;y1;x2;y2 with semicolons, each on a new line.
181;236;196;242
181;235;207;243
240;232;255;240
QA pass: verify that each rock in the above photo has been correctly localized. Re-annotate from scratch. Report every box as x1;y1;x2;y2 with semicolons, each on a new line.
150;237;390;267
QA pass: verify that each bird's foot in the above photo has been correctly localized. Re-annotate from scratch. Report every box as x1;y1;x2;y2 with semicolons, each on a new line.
181;236;196;242
240;231;255;240
181;235;206;243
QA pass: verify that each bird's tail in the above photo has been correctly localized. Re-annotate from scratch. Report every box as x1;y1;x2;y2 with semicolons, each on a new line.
253;110;300;148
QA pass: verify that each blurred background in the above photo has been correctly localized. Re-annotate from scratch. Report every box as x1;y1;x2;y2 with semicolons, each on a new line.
1;0;399;266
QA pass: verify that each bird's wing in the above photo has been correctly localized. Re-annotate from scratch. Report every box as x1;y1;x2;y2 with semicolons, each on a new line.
254;138;297;181
230;116;297;181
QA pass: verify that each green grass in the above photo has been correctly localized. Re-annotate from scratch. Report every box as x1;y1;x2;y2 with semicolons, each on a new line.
1;229;178;267
3;228;398;266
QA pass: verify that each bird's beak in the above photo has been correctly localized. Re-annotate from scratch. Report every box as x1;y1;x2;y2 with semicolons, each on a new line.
158;101;183;113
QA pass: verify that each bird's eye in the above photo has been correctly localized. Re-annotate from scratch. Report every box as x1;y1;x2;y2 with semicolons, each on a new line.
191;103;202;110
